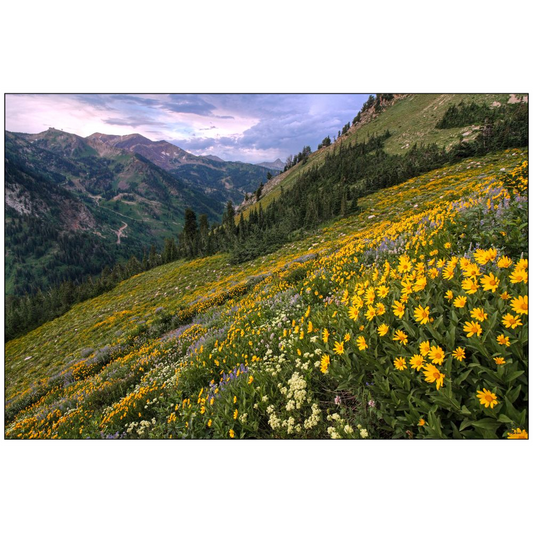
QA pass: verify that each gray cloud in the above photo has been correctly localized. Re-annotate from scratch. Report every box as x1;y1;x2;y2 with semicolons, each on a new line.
6;93;371;163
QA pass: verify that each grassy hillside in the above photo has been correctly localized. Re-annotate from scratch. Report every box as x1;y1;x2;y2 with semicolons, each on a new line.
240;93;522;217
5;148;528;439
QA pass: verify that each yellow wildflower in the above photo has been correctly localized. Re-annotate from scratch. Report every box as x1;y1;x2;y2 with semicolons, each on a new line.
409;354;425;371
428;345;445;365
497;256;513;268
464;321;482;337
419;341;431;357
461;277;479;294
509;268;528;284
476;388;498;408
365;306;377;321
502;314;522;329
393;330;408;345
348;306;359;321
423;364;445;390
510;295;528;315
452;347;466;361
497;334;510;346
470;307;488;322
453;295;467;308
375;302;386;316
413;305;430;325
356;335;368;351
507;428;528;439
392;300;406;318
480;272;500;292
394;357;407;371
377;324;389;337
333;341;345;355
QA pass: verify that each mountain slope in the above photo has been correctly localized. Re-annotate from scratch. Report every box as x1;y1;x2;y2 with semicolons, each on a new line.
5;129;221;295
239;93;523;216
88;132;273;205
4;149;528;439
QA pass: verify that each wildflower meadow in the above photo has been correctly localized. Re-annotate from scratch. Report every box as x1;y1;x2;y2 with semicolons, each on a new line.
5;150;528;439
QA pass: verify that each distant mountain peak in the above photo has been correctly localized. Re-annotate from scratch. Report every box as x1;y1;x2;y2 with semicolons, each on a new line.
257;158;285;171
203;155;225;162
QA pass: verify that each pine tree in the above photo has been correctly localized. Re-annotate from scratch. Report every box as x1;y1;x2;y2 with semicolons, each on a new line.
181;208;199;258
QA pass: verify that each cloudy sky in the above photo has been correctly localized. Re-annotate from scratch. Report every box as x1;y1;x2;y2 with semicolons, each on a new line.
5;94;370;164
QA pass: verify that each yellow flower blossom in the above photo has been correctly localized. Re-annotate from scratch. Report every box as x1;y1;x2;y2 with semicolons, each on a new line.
470;307;488;322
509;267;528;284
464;321;482;337
497;334;510;346
429;345;446;365
452;347;466;361
394;357;407;371
356;335;368;351
453;295;467;308
375;302;386;316
493;357;506;365
442;264;455;280
462;263;481;278
423;364;445;390
419;341;431;357
476;388;498;408
507;428;528;439
413;305;430;325
365;306;377;321
333;341;345;355
377;324;389;337
392;300;405;318
409;354;425;371
502;314;523;329
348;306;359;321
393;330;408;345
461;278;479;294
497;256;513;268
480;272;500;292
510;295;528;315
376;285;389;298
320;355;330;374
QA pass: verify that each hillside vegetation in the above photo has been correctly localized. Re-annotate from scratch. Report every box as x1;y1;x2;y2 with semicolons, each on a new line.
242;93;525;215
5;148;528;439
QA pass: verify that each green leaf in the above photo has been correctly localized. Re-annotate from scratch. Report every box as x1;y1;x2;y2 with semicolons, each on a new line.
427;410;444;438
506;385;522;404
505;370;525;383
460;405;471;416
455;368;473;386
459;418;472;431
471;418;501;431
497;414;514;424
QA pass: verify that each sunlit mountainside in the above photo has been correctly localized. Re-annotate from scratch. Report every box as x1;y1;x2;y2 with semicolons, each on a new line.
4;93;528;439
